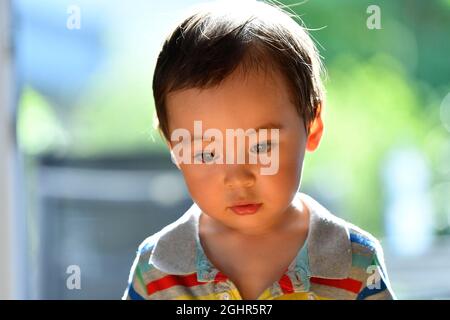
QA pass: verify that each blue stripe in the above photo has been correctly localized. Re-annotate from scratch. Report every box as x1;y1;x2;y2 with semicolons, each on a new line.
350;233;375;251
139;241;155;255
356;278;387;300
127;284;145;300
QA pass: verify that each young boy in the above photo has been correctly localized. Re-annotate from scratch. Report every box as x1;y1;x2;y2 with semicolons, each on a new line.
123;0;396;300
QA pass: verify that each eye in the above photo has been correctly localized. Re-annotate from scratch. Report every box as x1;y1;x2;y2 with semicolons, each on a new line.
194;150;217;163
250;141;272;154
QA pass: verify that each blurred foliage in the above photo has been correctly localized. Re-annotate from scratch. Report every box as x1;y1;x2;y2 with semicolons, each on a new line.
16;0;450;236
68;67;166;157
303;54;438;233
17;87;68;155
288;0;450;234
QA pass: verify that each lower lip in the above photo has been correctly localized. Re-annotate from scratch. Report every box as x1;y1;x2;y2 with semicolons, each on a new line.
230;203;262;215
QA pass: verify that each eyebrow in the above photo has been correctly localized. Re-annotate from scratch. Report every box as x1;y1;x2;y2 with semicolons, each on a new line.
254;122;284;131
190;122;284;141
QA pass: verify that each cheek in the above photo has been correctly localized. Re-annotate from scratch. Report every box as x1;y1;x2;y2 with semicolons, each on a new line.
179;165;222;204
257;145;304;210
260;160;302;193
266;140;305;190
285;142;305;175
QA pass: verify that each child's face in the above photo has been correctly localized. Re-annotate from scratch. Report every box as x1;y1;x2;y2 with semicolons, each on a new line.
165;67;322;235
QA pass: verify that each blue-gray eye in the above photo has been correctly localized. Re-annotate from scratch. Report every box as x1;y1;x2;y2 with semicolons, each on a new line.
250;141;272;154
195;151;216;163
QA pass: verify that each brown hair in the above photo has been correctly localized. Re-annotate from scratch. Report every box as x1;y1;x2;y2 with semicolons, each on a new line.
152;0;325;142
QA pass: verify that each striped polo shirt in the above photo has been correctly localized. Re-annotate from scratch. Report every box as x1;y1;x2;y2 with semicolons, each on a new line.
123;193;396;300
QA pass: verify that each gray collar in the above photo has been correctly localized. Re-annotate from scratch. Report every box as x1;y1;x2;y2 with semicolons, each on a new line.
150;193;352;280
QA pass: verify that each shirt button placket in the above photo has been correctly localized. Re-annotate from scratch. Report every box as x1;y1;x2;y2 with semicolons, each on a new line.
215;281;232;300
220;292;231;300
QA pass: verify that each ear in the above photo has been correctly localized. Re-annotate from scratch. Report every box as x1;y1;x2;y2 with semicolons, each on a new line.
306;104;324;152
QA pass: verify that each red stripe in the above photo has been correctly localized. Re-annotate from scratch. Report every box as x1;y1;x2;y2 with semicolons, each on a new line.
214;271;228;282
310;277;363;294
147;272;229;295
147;273;201;295
278;274;295;294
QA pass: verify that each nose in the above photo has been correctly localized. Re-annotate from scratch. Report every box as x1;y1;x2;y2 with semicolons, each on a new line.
224;164;256;189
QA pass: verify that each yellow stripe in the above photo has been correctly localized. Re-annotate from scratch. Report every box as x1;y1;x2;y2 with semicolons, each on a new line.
174;288;241;300
174;288;330;300
174;292;218;300
257;288;273;300
274;292;330;300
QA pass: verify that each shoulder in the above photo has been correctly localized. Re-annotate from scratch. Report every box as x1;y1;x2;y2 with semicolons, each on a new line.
127;233;163;285
319;215;395;299
346;222;385;265
132;216;191;275
301;192;383;260
344;223;395;299
124;204;202;297
300;193;395;299
134;234;158;267
124;207;202;299
123;231;177;300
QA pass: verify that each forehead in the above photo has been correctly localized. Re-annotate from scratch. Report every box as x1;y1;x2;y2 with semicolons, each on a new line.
165;66;300;133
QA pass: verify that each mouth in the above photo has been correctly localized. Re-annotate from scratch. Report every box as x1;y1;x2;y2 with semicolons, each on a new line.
229;203;262;215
